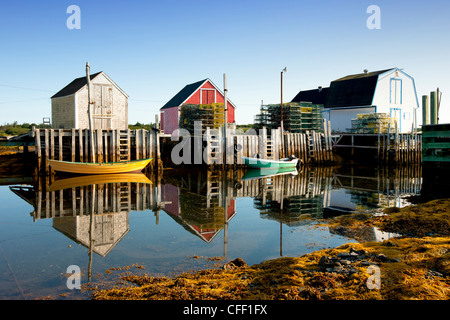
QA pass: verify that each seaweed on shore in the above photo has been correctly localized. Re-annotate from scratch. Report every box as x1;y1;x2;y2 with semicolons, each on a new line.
85;199;450;300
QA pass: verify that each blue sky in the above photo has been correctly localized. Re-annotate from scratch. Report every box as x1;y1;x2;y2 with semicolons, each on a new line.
0;0;449;125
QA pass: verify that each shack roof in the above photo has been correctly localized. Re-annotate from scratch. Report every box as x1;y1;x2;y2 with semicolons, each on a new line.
291;87;329;105
291;68;396;108
325;68;394;108
160;78;237;110
160;79;208;110
52;71;128;99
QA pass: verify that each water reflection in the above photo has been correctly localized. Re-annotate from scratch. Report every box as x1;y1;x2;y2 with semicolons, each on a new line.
9;166;424;258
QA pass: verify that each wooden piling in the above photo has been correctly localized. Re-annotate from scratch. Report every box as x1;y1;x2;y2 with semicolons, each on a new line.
34;128;161;175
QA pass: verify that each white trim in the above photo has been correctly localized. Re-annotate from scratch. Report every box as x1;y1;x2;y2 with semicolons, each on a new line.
200;88;216;104
180;79;209;106
201;78;238;109
98;72;129;98
179;78;237;109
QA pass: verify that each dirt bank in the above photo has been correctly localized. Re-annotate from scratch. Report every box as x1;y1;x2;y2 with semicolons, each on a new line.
85;199;450;300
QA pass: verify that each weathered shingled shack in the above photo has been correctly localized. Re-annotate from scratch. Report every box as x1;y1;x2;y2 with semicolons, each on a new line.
51;72;129;130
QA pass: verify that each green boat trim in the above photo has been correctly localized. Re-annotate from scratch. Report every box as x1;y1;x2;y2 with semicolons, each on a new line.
242;167;299;181
241;156;299;168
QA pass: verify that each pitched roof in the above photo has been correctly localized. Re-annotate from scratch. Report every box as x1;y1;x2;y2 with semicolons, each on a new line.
291;87;329;105
51;72;103;98
160;79;208;110
325;68;395;108
333;68;394;82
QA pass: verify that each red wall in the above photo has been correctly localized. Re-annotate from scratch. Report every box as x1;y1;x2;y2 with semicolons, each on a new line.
184;81;236;123
161;80;236;134
161;106;179;135
162;184;179;216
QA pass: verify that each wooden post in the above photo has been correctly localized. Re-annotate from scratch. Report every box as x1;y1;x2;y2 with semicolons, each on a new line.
271;129;278;160
328;121;333;162
127;129;131;161
104;130;109;163
394;121;398;163
115;130;120;162
97;130;103;163
148;130;153;160
387;122;391;163
135;129;141;160
79;129;84;163
84;129;89;163
323;119;328;162
71;128;76;162
44;129;49;174
50;129;55;161
57;129;63;161
86;62;95;163
377;123;381;161
110;130;115;163
317;131;323;163
142;129;147;159
155;131;160;168
36;129;41;172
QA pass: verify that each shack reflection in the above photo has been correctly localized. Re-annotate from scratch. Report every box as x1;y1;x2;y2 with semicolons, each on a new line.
8;165;423;262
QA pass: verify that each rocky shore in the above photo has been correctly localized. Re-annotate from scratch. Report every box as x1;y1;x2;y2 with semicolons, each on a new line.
85;199;450;300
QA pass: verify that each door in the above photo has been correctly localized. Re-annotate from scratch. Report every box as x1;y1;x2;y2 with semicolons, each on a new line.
390;78;402;105
390;108;402;132
201;89;215;105
92;84;113;129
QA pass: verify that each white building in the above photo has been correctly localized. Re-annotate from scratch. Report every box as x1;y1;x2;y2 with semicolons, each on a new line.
292;68;420;133
51;71;129;130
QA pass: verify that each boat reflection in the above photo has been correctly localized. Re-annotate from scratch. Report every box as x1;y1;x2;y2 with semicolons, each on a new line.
8;165;423;261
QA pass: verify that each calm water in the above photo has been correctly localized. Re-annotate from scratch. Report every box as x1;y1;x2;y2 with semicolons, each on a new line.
0;165;422;299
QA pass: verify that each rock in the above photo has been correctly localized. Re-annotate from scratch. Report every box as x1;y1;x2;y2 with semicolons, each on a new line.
340;259;351;265
223;258;247;270
384;240;399;247
337;252;351;258
319;256;333;266
351;248;367;255
376;253;389;262
347;268;358;275
333;265;344;273
319;256;342;268
426;270;444;279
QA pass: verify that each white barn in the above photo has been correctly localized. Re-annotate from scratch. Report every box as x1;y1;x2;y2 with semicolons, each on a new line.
51;72;129;130
292;68;420;133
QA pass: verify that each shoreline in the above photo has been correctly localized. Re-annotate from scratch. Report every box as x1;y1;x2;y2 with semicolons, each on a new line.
83;198;450;300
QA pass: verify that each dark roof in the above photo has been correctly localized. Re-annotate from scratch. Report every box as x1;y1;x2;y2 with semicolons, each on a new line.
161;79;208;110
333;68;394;82
291;87;329;105
325;68;394;108
51;72;103;98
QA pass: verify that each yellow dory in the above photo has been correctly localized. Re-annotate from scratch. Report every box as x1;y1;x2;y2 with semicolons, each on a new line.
48;158;153;175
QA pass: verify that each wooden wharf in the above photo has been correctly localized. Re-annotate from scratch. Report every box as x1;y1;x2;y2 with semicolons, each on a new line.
333;130;422;164
19;118;425;173
31;127;162;174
